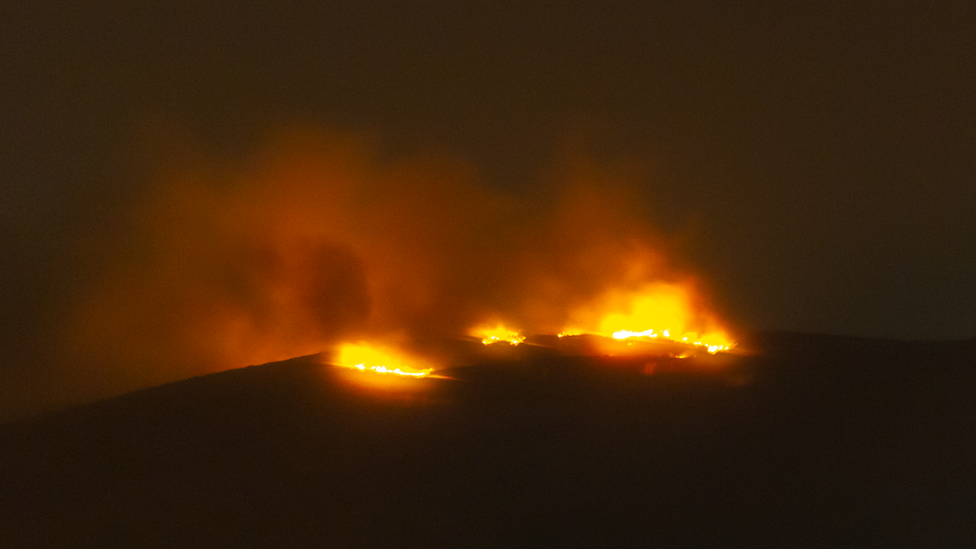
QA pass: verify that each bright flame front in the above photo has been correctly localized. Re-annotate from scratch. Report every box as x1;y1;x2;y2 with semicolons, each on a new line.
470;324;525;346
564;282;735;353
611;329;731;354
335;342;433;377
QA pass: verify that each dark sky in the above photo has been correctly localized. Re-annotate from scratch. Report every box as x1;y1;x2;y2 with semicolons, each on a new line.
2;1;975;415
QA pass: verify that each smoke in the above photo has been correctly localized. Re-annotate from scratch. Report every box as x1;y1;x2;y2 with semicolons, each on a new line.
14;124;732;417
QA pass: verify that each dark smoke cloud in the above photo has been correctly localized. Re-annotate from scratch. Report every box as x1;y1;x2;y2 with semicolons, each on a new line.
2;125;732;420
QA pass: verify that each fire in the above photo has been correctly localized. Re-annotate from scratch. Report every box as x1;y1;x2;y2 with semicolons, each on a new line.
611;330;731;354
334;342;433;377
564;282;735;354
470;324;525;346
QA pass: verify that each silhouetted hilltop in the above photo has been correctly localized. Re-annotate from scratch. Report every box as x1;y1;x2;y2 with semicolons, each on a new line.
2;334;974;547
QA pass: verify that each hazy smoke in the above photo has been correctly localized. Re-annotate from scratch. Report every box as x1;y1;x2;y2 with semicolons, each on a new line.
9;125;731;418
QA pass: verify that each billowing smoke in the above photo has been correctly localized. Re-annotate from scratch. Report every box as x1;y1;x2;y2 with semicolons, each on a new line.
27;125;732;416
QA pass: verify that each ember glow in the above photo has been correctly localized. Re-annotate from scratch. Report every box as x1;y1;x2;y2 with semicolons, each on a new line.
470;324;525;346
334;342;433;378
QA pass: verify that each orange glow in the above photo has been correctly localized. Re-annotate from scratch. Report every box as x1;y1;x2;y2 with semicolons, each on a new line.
334;342;433;377
56;126;744;412
470;324;525;346
563;282;735;354
611;330;732;354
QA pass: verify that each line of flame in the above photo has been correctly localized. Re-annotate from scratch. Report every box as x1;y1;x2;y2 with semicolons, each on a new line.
611;328;731;353
349;363;431;377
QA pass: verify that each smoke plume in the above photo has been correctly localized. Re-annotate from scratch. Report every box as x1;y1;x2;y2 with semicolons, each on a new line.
21;125;731;416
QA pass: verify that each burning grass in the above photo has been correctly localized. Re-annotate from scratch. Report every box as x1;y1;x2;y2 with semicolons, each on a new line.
469;324;526;346
59;127;740;409
561;282;735;354
334;342;433;378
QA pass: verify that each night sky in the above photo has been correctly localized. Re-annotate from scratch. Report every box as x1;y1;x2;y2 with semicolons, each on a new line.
3;0;975;418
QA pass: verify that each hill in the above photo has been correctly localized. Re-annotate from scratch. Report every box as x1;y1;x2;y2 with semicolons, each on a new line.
2;333;974;547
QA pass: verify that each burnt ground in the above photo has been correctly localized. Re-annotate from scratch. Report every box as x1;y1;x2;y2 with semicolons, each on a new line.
1;333;974;547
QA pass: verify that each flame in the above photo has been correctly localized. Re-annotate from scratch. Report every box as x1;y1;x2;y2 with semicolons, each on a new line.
564;282;735;353
334;342;433;377
470;324;525;346
51;127;744;415
611;330;731;354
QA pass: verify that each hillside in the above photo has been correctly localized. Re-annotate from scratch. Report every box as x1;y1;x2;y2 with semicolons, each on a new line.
2;333;974;547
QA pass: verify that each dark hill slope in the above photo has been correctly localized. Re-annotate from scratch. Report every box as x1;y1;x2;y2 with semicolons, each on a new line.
2;334;974;547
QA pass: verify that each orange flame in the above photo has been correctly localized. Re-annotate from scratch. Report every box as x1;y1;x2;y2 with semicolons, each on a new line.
563;282;735;353
334;342;433;377
50;128;743;415
470;324;525;346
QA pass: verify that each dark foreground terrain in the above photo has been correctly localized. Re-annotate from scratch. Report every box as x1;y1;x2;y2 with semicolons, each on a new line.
2;333;974;547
